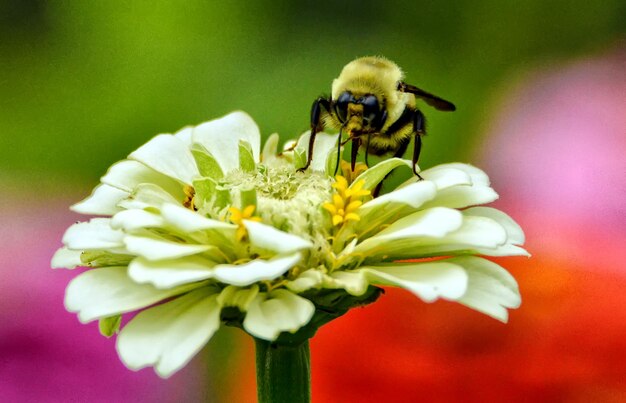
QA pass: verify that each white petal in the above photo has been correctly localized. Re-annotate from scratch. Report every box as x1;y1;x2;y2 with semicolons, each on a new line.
71;184;127;215
124;233;212;261
160;203;236;232
63;218;125;251
217;285;260;311
295;131;339;172
453;256;521;322
212;253;302;287
422;163;490;186
474;243;530;257
101;159;184;199
359;214;509;262
418;166;472;190
116;288;220;378
129;134;199;184
360;207;463;245
110;209;165;231
359;180;437;213
421;184;499;210
244;220;313;253
51;247;83;269
117;183;181;211
174;126;193;144
261;133;280;164
192;111;261;173
128;256;216;289
325;271;370;296
243;290;315;341
463;207;525;245
285;270;325;293
65;266;195;322
361;260;468;302
431;215;507;249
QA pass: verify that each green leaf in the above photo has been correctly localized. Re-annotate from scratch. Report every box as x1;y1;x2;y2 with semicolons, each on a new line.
99;315;122;338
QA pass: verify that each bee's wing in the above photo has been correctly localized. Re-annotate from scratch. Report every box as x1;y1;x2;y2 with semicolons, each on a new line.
398;82;456;111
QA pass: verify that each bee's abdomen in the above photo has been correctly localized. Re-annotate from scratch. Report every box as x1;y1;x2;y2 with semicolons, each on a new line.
366;127;412;155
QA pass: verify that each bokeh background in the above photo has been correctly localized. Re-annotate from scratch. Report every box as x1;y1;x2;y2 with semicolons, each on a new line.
1;1;625;402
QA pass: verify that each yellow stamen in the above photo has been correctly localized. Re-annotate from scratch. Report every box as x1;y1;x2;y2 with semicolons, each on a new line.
183;185;196;210
228;205;261;241
322;202;337;214
340;160;368;184
324;175;370;230
345;200;362;212
344;213;360;222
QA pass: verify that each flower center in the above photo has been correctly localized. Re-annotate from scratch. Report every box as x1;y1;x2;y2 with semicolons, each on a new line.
222;164;333;239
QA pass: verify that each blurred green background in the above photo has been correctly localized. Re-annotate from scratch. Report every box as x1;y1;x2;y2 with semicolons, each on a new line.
1;0;624;190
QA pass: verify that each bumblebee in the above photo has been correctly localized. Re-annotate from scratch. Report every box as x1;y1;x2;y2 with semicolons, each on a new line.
301;56;455;177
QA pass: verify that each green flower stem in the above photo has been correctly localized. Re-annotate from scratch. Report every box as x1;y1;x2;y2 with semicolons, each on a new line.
254;338;311;403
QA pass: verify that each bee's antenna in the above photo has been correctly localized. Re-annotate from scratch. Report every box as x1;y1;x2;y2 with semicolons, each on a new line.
334;127;344;176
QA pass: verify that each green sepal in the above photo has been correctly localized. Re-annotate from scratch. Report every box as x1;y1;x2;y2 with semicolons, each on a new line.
325;146;342;177
223;286;383;347
272;286;383;347
294;148;307;170
239;140;256;172
240;187;257;210
80;251;133;268
98;315;121;338
193;177;231;210
191;143;224;180
217;285;260;311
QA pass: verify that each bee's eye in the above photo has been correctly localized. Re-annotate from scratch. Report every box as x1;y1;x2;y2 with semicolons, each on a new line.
335;91;352;123
361;94;380;124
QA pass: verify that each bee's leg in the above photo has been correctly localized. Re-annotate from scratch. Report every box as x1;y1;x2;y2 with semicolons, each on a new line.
299;97;331;172
333;128;343;175
364;132;372;167
392;136;411;159
412;109;426;179
372;180;384;198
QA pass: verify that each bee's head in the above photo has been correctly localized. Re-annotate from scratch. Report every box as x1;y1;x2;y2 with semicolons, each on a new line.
334;91;387;135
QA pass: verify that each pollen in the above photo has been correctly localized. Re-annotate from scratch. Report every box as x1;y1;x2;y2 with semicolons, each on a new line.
323;175;370;228
228;205;262;241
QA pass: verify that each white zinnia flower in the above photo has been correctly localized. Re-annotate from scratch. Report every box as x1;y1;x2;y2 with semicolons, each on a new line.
52;111;527;378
